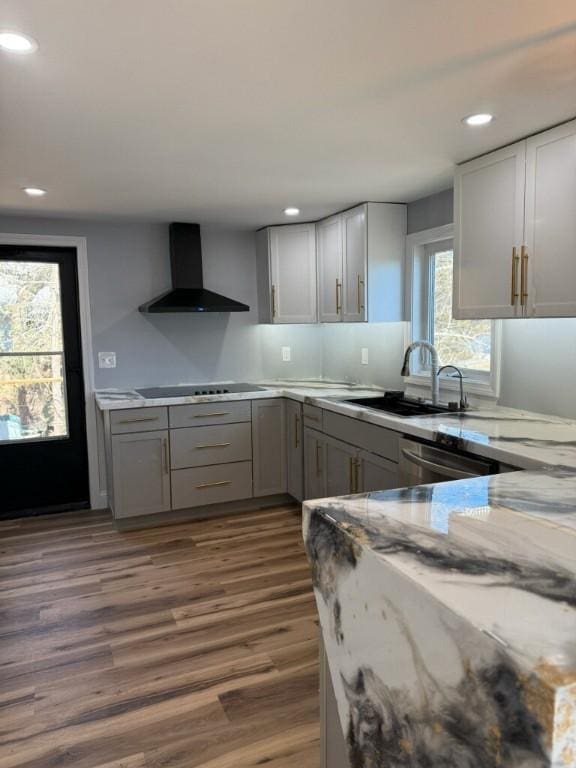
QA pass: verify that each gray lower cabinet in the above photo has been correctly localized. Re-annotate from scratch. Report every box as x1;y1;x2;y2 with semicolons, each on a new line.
303;428;327;500
286;400;304;501
357;449;399;492
171;461;253;510
325;434;358;497
252;399;287;496
111;430;171;518
320;637;350;768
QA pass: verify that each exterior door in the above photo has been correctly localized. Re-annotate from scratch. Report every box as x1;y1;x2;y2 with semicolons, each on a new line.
342;206;367;322
453;141;526;319
317;215;343;322
525;119;576;317
0;246;89;516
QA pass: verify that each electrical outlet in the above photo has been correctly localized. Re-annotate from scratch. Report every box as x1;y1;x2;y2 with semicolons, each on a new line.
361;347;369;365
282;346;291;362
98;351;116;369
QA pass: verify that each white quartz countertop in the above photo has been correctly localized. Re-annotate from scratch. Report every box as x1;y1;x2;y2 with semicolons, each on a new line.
303;470;576;766
95;381;576;472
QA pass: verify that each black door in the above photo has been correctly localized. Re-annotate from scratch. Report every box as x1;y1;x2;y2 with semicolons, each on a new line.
0;246;89;516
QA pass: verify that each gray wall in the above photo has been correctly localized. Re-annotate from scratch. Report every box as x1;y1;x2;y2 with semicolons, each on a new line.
405;189;576;419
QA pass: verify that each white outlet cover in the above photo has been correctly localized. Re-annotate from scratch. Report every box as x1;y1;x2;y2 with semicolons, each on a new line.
282;346;291;362
98;351;116;369
361;347;369;365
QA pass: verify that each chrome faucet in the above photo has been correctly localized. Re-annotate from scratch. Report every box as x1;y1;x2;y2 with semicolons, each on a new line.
400;341;439;405
437;365;468;411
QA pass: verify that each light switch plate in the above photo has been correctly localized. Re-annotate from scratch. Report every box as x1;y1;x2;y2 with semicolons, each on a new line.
282;346;291;362
98;351;116;369
361;347;369;365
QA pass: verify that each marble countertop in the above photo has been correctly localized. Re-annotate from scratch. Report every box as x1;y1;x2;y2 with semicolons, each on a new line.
96;381;576;472
303;470;576;766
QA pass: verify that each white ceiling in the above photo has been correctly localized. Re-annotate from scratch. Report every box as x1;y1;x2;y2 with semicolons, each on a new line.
1;0;576;228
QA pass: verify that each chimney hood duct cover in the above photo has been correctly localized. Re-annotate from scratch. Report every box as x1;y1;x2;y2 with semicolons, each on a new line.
139;223;250;313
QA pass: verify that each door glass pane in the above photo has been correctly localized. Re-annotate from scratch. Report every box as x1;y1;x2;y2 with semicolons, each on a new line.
0;261;63;353
432;250;492;372
0;261;68;442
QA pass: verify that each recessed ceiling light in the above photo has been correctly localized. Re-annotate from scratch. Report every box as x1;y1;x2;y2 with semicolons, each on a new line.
463;113;494;127
0;31;38;53
284;207;300;216
23;187;47;197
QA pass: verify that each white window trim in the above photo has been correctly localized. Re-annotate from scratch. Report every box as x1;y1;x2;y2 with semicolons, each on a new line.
404;224;501;399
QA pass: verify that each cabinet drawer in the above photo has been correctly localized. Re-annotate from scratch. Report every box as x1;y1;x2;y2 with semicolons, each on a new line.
169;400;251;428
303;404;323;428
171;461;253;510
323;411;399;463
110;407;168;434
170;422;252;470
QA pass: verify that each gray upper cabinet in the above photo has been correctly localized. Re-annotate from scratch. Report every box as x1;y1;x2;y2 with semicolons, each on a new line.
286;399;304;502
252;399;287;496
256;223;317;323
318;203;406;323
111;430;171;518
454;118;576;319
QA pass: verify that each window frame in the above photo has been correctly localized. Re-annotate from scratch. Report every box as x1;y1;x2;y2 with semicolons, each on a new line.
404;224;501;399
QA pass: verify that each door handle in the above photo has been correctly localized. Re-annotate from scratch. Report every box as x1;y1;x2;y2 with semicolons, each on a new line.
357;274;365;313
194;442;231;449
271;284;276;318
510;247;519;306
349;457;355;493
354;458;361;493
162;438;169;474
118;416;159;424
400;448;478;480
520;246;529;308
294;414;300;448
191;412;230;419
335;279;342;314
315;441;322;478
195;480;232;489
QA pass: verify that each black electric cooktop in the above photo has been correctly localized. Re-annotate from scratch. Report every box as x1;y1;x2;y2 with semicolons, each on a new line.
134;383;265;399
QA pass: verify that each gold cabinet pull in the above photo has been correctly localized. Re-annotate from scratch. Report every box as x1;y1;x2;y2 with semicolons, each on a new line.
520;246;529;306
271;284;276;318
354;458;361;494
315;441;321;478
349;457;355;493
195;442;231;449
510;247;519;306
191;411;230;419
118;416;159;424
195;480;231;489
294;414;300;449
162;438;169;474
357;274;365;313
335;279;342;314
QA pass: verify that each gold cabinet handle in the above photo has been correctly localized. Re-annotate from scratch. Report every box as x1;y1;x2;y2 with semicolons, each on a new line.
520;246;529;306
118;416;159;424
335;279;342;314
510;247;519;306
349;457;355;493
294;413;300;449
191;412;230;419
354;458;361;494
195;480;231;489
357;274;365;313
315;441;322;478
305;413;320;423
271;284;276;319
195;442;231;449
162;438;169;474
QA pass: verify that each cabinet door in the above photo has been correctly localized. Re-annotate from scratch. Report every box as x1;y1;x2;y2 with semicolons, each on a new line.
111;430;170;518
324;435;358;497
317;215;343;322
303;428;326;501
454;142;526;319
525;120;576;317
286;400;304;501
269;224;317;323
357;450;398;493
342;206;367;322
252;399;286;496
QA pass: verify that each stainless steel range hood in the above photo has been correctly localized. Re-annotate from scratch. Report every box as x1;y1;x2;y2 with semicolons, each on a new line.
139;223;250;313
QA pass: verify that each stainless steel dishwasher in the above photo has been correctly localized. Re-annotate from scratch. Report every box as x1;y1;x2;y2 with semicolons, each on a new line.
398;437;500;486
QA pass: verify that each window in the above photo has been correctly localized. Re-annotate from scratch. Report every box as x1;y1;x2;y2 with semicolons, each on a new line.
407;226;500;396
0;260;68;442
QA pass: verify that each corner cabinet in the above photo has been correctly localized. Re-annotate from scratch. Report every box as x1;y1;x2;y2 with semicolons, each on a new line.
256;223;317;323
454;118;576;319
317;203;406;323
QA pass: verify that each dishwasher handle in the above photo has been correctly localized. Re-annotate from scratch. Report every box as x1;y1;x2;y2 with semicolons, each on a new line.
400;448;480;481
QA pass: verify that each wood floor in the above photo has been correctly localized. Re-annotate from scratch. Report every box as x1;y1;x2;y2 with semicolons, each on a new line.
0;504;320;768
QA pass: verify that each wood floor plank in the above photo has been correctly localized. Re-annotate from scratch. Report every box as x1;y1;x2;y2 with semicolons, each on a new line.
0;504;319;767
